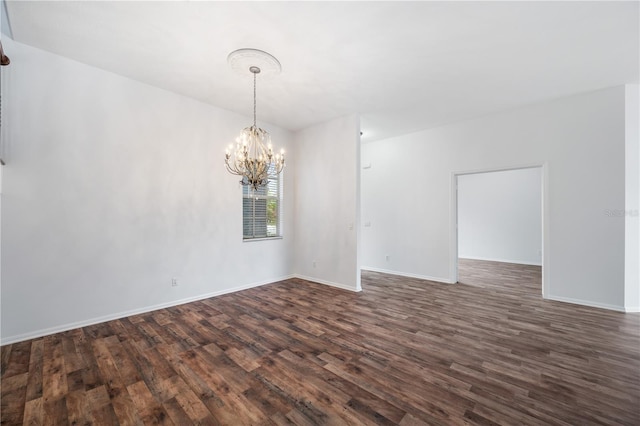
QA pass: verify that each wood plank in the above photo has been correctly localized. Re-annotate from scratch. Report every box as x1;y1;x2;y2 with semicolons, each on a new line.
0;373;28;425
22;397;43;426
43;395;68;425
71;329;103;391
180;348;268;424
1;344;12;377
65;390;91;426
127;380;174;425
2;340;31;378
92;337;143;425
42;335;68;402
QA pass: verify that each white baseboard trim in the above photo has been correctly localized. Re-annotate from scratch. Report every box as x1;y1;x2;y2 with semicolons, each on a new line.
544;294;626;312
294;274;361;292
0;275;295;346
459;256;542;266
624;306;640;313
361;266;456;284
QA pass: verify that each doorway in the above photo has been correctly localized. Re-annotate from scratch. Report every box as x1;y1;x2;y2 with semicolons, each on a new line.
453;166;544;295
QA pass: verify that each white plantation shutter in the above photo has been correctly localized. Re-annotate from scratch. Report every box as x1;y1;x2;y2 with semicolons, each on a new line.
242;165;282;239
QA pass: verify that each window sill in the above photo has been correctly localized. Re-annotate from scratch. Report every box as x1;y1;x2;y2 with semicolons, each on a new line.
243;236;283;243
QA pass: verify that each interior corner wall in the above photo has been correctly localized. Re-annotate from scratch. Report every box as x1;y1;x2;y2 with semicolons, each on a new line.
293;114;361;291
625;84;640;312
0;38;295;344
458;168;542;266
362;86;626;310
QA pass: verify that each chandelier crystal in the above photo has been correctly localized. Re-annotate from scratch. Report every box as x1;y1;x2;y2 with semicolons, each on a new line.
225;63;285;191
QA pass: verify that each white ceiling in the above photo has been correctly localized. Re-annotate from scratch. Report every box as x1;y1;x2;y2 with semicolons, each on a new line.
4;1;639;142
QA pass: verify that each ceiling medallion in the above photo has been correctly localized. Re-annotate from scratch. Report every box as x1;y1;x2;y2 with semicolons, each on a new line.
227;48;282;78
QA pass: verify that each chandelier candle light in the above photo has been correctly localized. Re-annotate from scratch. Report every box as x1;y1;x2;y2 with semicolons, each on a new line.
225;49;285;191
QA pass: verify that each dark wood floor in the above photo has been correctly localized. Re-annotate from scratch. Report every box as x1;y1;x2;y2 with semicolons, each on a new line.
2;260;639;425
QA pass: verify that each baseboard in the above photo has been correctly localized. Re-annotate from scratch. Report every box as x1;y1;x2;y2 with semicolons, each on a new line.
624;306;640;313
0;275;295;346
459;256;542;266
294;274;361;292
361;266;456;284
544;294;627;313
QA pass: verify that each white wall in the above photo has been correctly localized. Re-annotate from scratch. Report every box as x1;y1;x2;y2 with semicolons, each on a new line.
625;84;640;312
0;38;296;344
458;168;542;265
293;115;361;291
362;86;629;311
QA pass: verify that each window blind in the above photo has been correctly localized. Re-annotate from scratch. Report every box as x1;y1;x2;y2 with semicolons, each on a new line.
242;166;282;239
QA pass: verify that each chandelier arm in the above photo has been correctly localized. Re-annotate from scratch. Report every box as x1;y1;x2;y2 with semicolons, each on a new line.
226;158;245;176
225;163;243;176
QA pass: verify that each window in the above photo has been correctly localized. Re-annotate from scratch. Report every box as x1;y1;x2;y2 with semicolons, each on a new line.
242;166;282;240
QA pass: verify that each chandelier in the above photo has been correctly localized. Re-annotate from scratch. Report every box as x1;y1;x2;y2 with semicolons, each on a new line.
225;49;285;191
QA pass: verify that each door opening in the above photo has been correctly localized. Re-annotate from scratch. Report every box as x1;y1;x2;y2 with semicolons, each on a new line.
452;166;544;296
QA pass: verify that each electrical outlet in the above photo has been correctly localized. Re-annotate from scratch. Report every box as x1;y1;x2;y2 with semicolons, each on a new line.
385;255;390;262
312;260;317;268
171;278;178;287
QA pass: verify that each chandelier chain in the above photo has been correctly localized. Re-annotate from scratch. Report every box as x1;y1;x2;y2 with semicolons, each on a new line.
253;72;257;127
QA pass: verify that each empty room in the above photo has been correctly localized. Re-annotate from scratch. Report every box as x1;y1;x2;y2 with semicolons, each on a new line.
1;1;639;425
